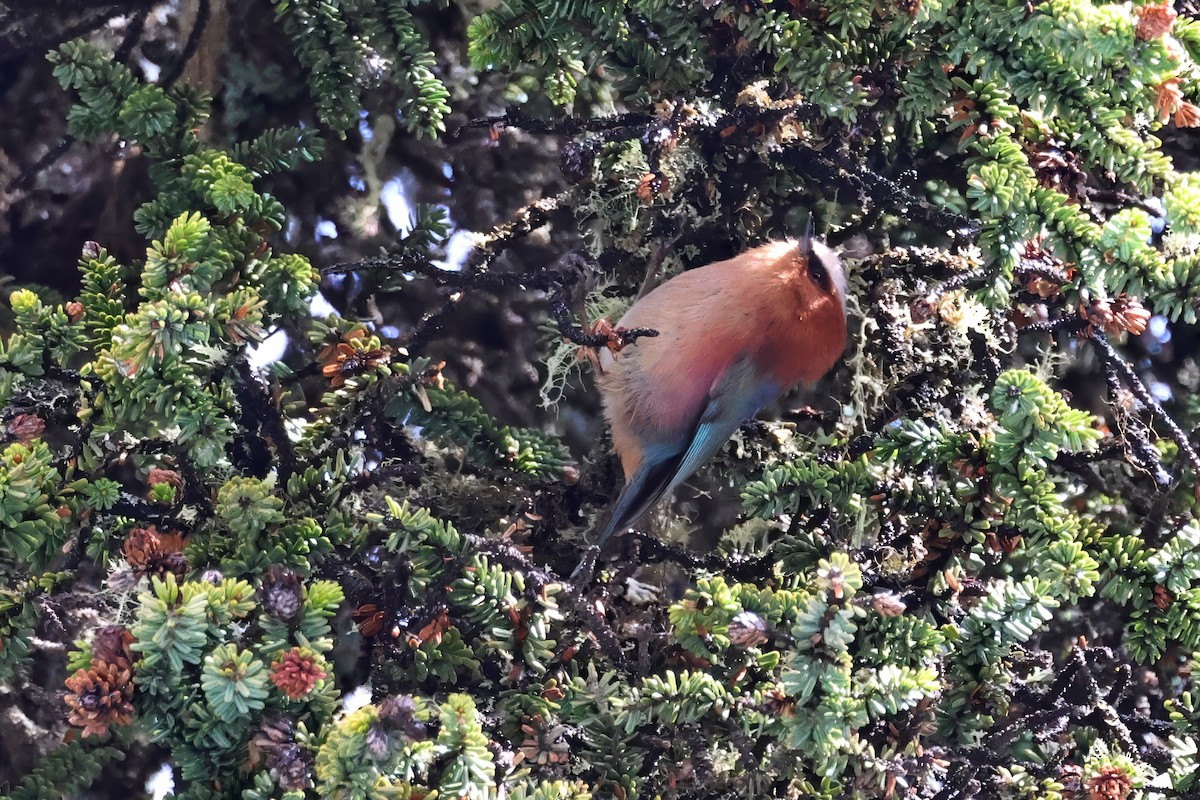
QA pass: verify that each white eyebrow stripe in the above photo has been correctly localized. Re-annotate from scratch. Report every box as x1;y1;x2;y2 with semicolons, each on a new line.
810;239;846;306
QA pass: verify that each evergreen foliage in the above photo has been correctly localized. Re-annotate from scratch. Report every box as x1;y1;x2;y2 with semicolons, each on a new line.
272;0;450;136
4;0;1200;798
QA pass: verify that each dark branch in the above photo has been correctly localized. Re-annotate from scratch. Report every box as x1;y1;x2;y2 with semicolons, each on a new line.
160;0;210;88
1089;331;1200;480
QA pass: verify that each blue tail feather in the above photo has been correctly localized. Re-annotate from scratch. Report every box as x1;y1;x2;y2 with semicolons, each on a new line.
592;453;683;550
590;358;779;553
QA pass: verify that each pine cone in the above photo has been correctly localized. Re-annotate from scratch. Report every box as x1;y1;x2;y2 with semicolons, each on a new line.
728;611;770;647
1109;295;1151;335
261;566;305;623
91;626;136;670
6;414;45;443
64;660;135;737
247;711;313;791
1087;766;1134;800
378;694;428;739
269;743;314;792
248;713;297;771
121;526;188;580
517;715;570;766
122;526;161;570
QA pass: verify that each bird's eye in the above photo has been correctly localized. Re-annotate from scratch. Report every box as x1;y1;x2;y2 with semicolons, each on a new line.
807;252;831;293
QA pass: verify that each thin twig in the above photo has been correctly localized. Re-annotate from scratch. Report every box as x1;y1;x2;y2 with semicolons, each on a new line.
785;146;982;242
328;240;659;352
636;232;682;299
7;137;75;194
455;106;656;139
113;7;150;63
1090;331;1200;479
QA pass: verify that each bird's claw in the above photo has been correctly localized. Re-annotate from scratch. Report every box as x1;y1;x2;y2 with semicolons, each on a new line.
622;577;660;604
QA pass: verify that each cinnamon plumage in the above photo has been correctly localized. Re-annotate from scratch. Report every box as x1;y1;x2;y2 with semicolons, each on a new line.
591;236;848;550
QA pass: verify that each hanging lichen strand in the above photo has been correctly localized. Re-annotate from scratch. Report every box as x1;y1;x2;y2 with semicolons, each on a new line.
2;0;1200;796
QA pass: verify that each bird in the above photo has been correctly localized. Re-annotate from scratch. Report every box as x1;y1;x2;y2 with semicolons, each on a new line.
587;232;848;557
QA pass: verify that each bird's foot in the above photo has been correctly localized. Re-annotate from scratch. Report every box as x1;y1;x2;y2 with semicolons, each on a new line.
573;318;659;373
621;576;660;604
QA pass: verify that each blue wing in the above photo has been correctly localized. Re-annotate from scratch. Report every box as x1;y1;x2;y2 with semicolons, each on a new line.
592;358;779;549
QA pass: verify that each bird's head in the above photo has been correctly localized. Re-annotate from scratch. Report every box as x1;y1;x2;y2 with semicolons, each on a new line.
750;226;849;384
786;223;847;321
